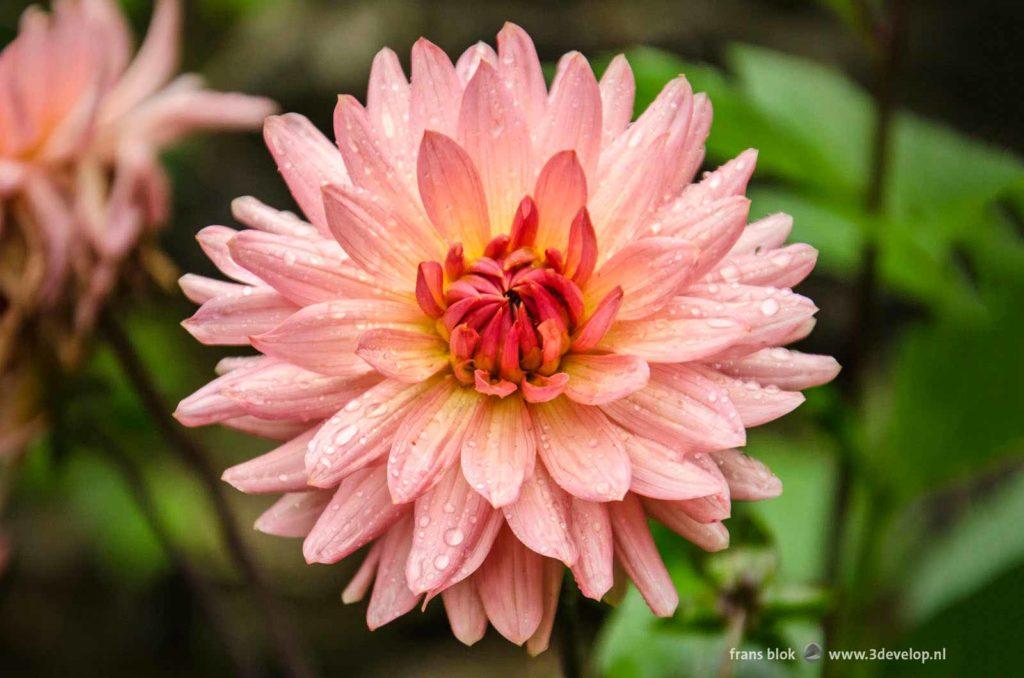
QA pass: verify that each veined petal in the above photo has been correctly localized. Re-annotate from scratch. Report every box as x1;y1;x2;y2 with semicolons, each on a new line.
182;287;297;346
461;395;536;508
526;558;565;656
255;489;333;538
598;55;635;148
676;149;758;208
476;526;545;646
341;542;381;604
417;131;490;255
178;274;246;304
601;363;746;451
458;62;531;237
569;498;614;600
367;515;421;629
622;433;723;501
530;398;631;502
174;358;276;427
231;196;320;240
223;364;382;422
455;42;497;85
693;285;818;358
709;449;782;501
195;225;262;285
356;328;449;383
648;196;750;279
263;113;349;234
442;579;488;646
540;52;602;182
561;353;649;406
608;494;678;617
587;237;699;320
222;425;319;494
690;364;805;427
222;416;310;441
503;463;577;565
711;348;841;391
410;38;463;141
705;243;818;289
533;151;588;254
303;465;407;564
643;498;730;552
388;378;482;503
729;213;793;257
496;23;546;130
366;47;412;181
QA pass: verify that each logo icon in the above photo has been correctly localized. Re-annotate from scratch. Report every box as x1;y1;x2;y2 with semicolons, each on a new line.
803;643;823;662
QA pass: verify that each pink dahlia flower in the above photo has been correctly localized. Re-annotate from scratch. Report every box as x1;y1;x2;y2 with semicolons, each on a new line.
177;24;839;650
0;0;275;357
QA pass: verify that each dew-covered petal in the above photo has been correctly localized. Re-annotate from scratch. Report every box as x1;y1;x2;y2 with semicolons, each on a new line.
561;353;649;406
461;395;536;508
608;494;678;616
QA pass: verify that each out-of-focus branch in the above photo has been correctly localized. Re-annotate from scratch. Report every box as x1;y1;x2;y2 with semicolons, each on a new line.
99;308;319;678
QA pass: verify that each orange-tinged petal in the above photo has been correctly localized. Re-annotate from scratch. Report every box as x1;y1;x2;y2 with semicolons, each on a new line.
609;494;678;617
461;396;536;507
561;353;649;406
356;328;449;383
476;526;544;645
503;463;577;565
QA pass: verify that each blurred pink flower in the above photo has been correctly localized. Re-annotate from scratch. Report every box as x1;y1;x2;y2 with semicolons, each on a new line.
177;24;839;650
0;0;275;360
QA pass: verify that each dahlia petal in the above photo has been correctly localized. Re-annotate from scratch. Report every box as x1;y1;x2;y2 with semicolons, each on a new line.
531;398;631;502
677;148;758;207
431;509;504;591
504;463;578;565
366;47;412;180
410;38;463;141
195;225;262;285
608;494;678;617
473;371;519;398
227;230;380;305
649;196;750;278
561;353;650;406
458;62;531;237
691;364;805;427
601;363;746;451
695;286;819;358
417;131;490;255
231;196;320;240
569;498;614;600
643;498;730;552
356;328;449;383
367;515;421;629
255;489;333;538
305;378;434;487
178;274;245;304
626;76;696;201
322;182;440;293
587;237;700;320
342;542;382;604
598;55;635;148
571;287;623;352
455;42;498;85
563;207;598;287
598;296;749;363
729;213;793;257
705;243;818;289
671;92;713;194
526;558;565;656
476;526;545;645
520;372;569;403
388;378;482;503
709;449;782;501
712;348;841;390
224;364;381;422
461;395;536;508
623;434;724;501
540;52;602;182
222;425;319;494
251;299;427;377
442;579;488;646
406;465;496;593
182;287;297;346
263;113;349;234
174;358;275;426
533;151;588;255
496;23;547;130
303;465;407;564
222;416;309;441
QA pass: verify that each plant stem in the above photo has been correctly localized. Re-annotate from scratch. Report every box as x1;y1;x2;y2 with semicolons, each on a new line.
99;308;318;678
718;607;747;678
558;578;585;678
98;432;261;678
823;0;909;658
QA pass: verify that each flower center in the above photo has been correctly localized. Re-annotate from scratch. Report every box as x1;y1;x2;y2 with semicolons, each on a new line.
414;196;598;396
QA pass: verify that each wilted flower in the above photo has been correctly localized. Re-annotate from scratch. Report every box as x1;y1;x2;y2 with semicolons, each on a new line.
0;0;275;365
177;24;838;650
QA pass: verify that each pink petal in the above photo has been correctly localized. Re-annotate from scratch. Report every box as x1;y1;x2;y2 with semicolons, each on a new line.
303;465;407;564
223;416;310;441
458;62;531;236
643;498;730;552
569;498;614;600
526;558;565;656
623;433;724;501
571;287;623;352
175;358;274;427
410;38;463;141
417;131;490;255
520;372;569;403
366;47;412;181
539;52;602;182
530;398;631;502
455;42;497;85
587;237;699;320
705;244;818;289
254;489;333;538
503;463;577;565
533;151;588;254
691;365;805;427
694;285;818;358
496;23;547;130
231;196;320;240
648;196;750;279
429;510;504;592
356;328;449;383
442;579;488;646
178;274;245;304
676;149;758;207
222;425;319;494
598;55;635;148
182;287;297;346
561;353;649;406
461;395;536;508
367;515;421;629
195;225;262;285
729;213;793;257
476;526;545;645
388;378;482;503
709;449;783;500
600;363;746;452
305;378;434;487
251;298;427;377
608;494;678;617
223;364;382;422
263;114;349;234
711;348;841;390
342;542;382;604
405;465;496;593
